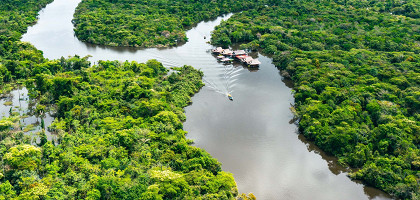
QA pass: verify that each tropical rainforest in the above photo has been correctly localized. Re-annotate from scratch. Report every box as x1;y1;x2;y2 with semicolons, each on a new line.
0;0;241;199
211;0;419;199
1;0;419;199
3;59;241;199
0;0;53;92
73;0;265;47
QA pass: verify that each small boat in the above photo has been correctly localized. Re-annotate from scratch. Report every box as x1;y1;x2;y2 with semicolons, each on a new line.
216;55;225;60
228;94;233;101
221;57;233;64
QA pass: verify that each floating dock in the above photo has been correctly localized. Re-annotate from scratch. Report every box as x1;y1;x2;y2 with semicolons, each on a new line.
212;47;260;67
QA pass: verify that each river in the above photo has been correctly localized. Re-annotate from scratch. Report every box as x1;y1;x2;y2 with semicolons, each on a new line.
21;0;393;199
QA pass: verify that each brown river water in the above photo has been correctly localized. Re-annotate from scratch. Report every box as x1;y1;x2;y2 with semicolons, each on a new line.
21;0;393;199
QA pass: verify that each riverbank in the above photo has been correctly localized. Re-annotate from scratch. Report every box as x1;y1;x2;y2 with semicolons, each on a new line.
210;2;419;199
1;0;240;199
20;0;395;199
72;0;261;47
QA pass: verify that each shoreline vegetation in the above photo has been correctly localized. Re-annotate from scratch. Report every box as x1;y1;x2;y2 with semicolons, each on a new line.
211;0;419;199
1;0;255;199
2;56;242;199
1;0;418;199
72;0;266;47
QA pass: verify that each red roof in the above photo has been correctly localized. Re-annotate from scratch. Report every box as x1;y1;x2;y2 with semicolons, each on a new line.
236;55;248;59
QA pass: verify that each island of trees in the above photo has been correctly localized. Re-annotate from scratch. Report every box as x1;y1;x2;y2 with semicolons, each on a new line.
211;0;419;199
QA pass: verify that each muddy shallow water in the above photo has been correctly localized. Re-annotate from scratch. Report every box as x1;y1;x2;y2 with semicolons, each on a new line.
0;87;55;142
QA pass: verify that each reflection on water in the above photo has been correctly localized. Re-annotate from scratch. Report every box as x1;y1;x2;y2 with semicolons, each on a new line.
21;0;393;199
0;87;56;143
297;134;393;200
183;55;393;200
297;134;349;175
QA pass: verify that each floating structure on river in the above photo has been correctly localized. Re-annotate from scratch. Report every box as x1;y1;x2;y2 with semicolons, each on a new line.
212;47;223;54
220;57;233;64
212;47;260;67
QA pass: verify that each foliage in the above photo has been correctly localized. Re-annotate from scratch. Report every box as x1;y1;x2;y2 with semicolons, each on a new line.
73;0;267;47
0;0;54;84
212;1;419;199
212;1;419;53
1;60;238;199
1;1;239;199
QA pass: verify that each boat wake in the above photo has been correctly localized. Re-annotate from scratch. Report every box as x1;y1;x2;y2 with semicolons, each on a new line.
203;63;242;99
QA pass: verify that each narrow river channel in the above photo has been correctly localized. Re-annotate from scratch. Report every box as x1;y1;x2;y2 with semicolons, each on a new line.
21;0;393;199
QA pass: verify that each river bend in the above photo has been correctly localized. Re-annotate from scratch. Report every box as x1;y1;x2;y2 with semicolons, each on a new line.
22;0;392;199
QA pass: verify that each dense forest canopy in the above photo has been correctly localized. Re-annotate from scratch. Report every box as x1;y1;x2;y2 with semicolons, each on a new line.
0;0;54;91
2;59;240;199
211;0;419;199
72;0;267;47
1;0;419;199
0;0;242;199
